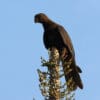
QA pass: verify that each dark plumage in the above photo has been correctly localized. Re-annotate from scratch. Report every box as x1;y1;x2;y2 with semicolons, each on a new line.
34;13;83;91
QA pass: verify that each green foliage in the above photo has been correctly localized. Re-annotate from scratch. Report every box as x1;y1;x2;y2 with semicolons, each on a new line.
37;48;75;100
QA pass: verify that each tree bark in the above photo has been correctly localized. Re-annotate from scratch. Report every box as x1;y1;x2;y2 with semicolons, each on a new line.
48;47;60;100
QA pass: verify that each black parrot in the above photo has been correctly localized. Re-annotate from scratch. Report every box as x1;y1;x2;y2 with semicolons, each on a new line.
34;13;83;91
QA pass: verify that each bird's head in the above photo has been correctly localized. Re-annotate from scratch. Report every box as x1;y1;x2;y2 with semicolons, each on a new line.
34;13;49;23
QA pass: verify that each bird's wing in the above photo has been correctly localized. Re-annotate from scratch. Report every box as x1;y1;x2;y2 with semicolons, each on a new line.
56;25;75;56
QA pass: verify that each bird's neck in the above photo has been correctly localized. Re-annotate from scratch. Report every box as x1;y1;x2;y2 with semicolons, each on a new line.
42;21;57;31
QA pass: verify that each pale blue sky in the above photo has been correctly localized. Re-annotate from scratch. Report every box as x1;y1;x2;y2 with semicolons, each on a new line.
0;0;100;100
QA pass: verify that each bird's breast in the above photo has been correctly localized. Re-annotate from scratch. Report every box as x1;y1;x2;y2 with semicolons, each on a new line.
43;30;64;49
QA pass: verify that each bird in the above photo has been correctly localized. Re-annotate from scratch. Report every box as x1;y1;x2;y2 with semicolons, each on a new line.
34;13;83;91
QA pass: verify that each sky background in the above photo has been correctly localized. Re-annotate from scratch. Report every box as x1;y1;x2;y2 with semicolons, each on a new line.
0;0;100;100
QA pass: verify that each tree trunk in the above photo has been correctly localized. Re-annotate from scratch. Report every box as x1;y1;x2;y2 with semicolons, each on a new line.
48;47;60;100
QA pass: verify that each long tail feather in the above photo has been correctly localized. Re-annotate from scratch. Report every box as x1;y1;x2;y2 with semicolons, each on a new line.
62;59;83;91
